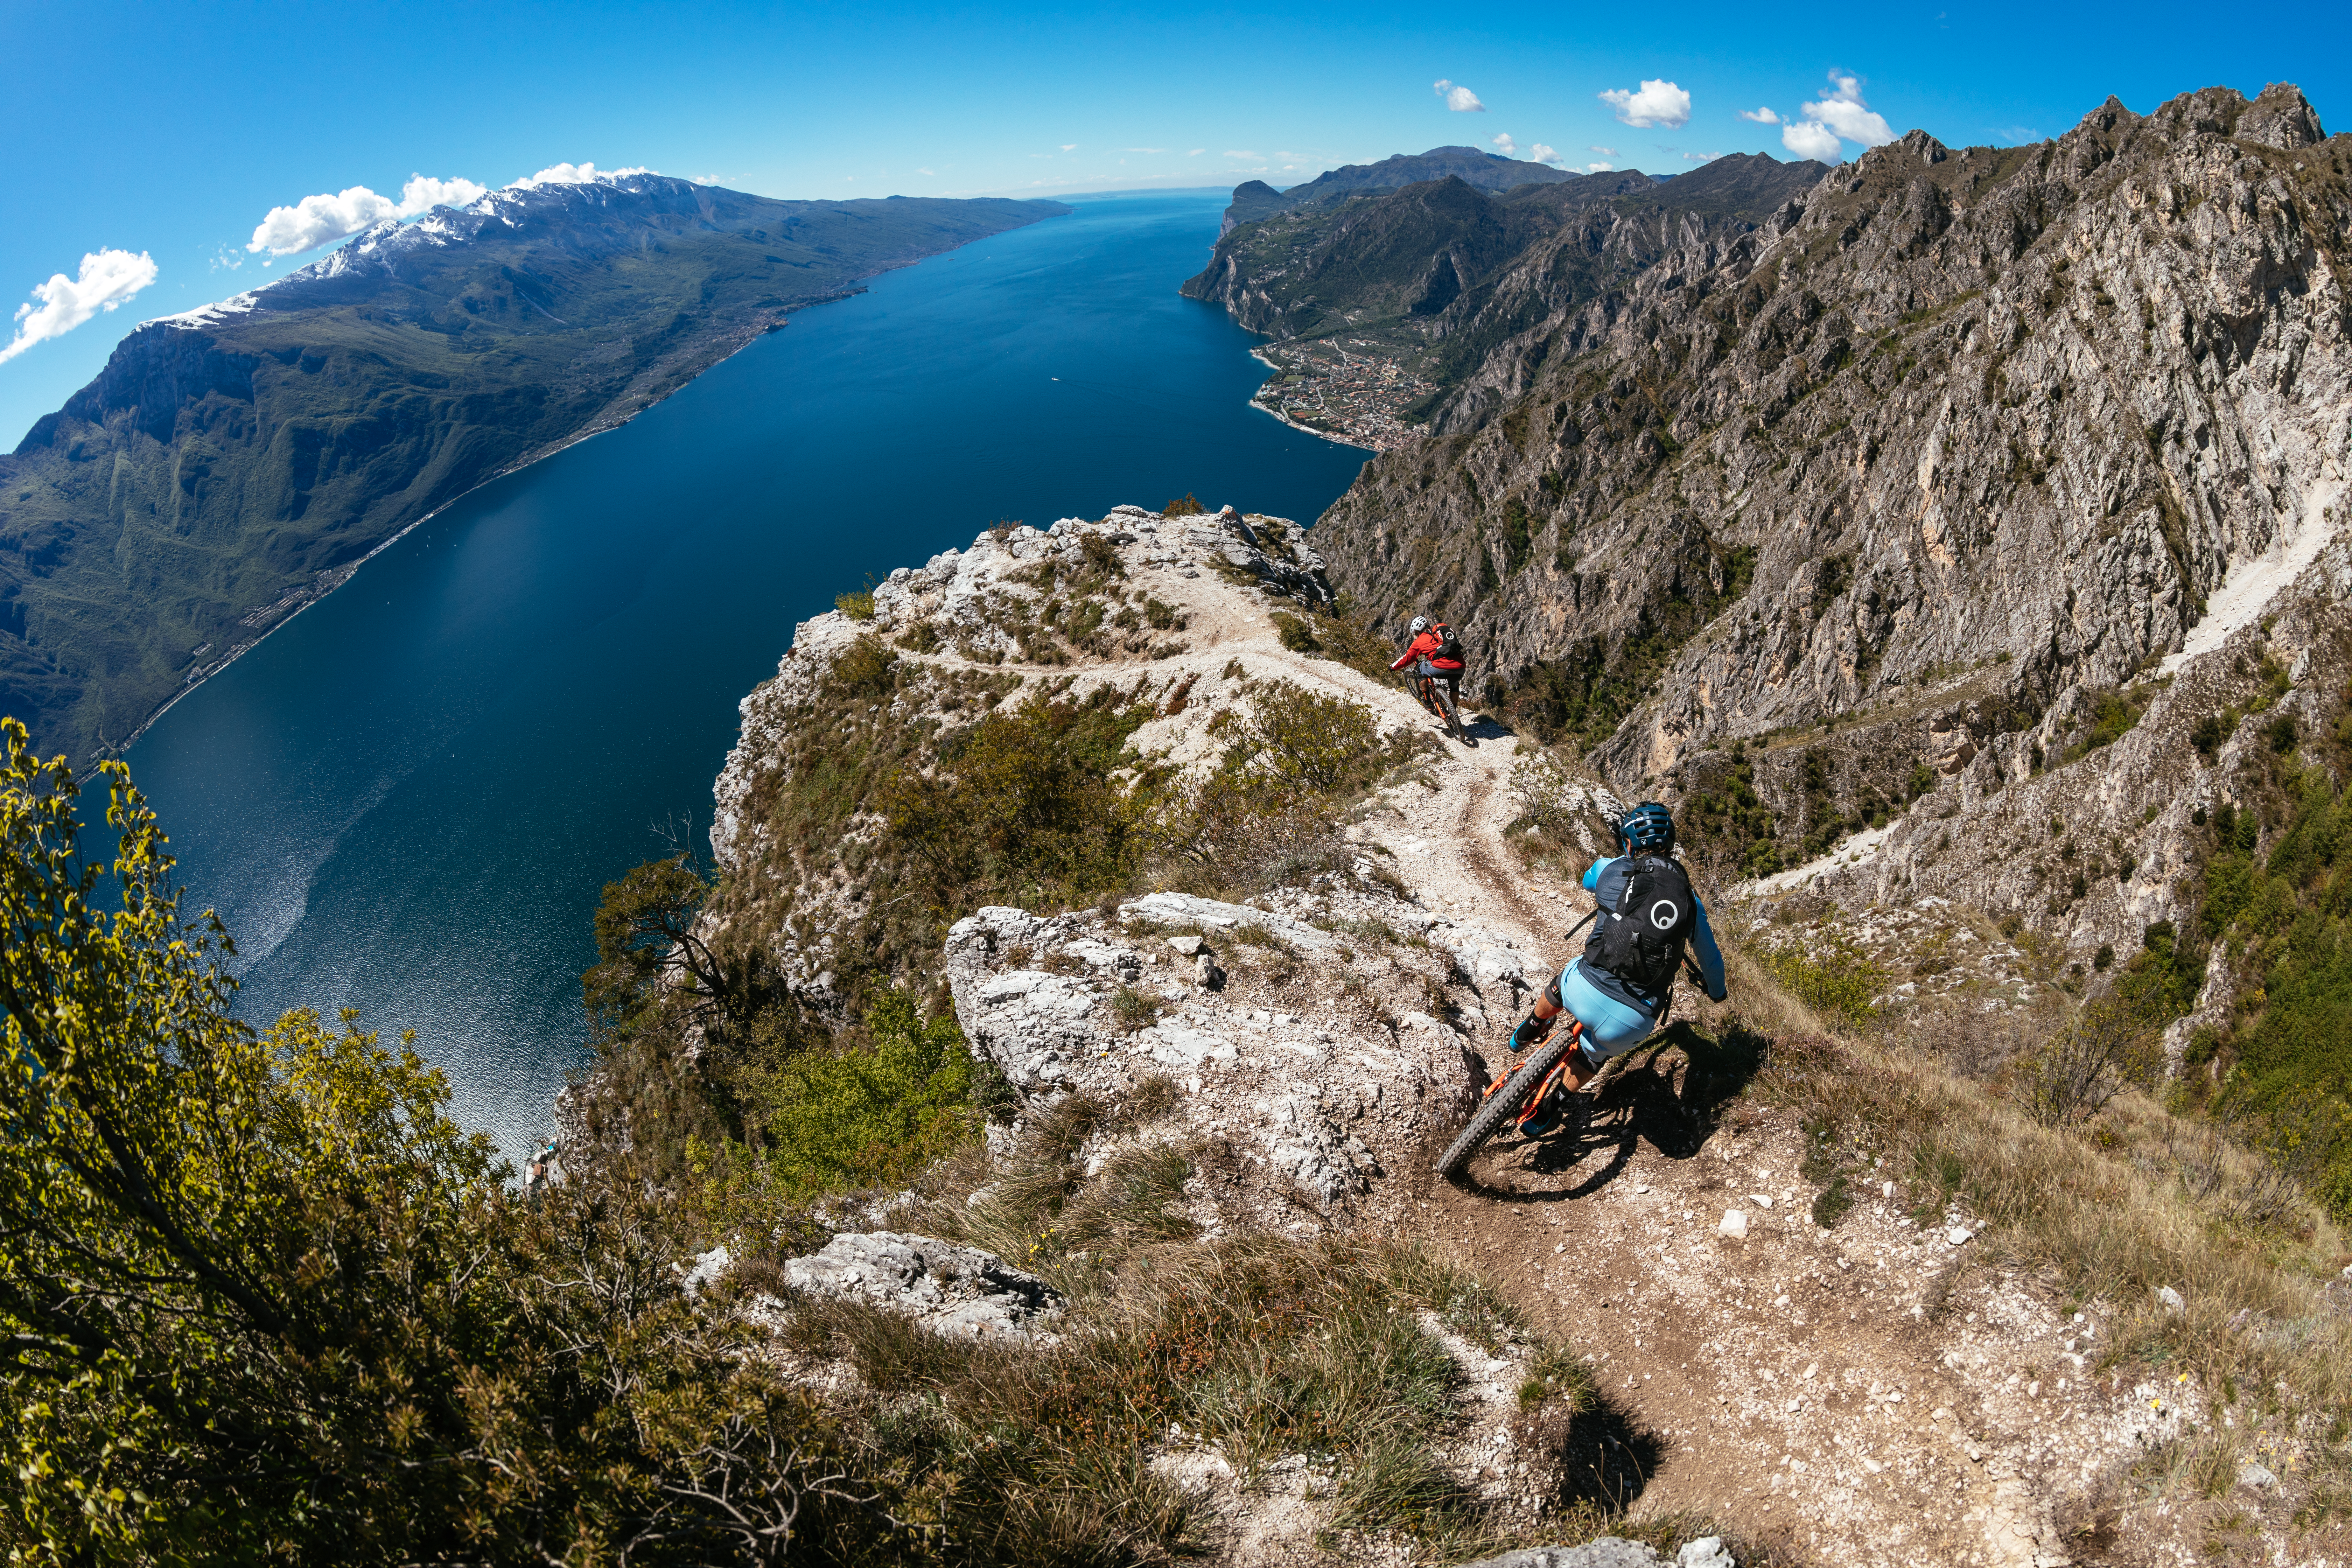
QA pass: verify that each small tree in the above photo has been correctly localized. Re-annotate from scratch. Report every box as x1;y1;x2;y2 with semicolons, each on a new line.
2015;985;2163;1128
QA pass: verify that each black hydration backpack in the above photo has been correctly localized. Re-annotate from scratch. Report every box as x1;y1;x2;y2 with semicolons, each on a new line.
1430;621;1465;665
1589;854;1696;995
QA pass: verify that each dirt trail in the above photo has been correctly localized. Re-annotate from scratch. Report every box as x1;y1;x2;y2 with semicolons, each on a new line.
1344;721;2164;1568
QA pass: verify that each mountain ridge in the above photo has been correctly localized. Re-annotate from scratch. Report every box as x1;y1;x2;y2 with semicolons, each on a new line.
0;174;1066;763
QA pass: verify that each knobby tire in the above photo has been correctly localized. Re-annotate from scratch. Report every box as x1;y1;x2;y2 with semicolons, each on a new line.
1435;1033;1578;1178
1433;681;1466;742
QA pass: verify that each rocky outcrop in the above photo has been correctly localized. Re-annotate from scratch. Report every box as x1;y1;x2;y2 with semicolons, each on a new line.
705;503;1338;1002
782;1231;1066;1342
941;894;1497;1215
1304;86;2347;782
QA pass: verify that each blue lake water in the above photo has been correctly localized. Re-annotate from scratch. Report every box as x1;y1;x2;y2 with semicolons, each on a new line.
128;190;1368;1169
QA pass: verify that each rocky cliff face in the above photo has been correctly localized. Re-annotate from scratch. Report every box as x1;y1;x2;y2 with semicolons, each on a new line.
1272;86;2348;950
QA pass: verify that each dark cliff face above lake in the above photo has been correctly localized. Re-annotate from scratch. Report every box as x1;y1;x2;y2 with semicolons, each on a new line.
0;176;1067;763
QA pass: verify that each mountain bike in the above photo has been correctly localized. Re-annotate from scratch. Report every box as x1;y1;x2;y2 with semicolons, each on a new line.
1435;1018;1588;1179
1409;662;1468;743
1436;957;1707;1180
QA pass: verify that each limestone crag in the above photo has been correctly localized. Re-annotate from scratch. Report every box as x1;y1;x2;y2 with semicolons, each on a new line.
941;889;1524;1216
705;503;1338;1002
782;1231;1066;1342
1249;84;2352;957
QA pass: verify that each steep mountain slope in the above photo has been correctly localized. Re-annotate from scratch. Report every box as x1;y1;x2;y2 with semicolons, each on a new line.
0;175;1064;762
668;502;2352;1565
1183;155;1827;399
1280;86;2343;915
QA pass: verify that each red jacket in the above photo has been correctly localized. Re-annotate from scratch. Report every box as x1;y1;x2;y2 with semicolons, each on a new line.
1391;630;1462;673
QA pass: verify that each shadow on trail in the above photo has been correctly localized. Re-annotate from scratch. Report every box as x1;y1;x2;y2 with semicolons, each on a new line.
1455;1016;1778;1203
1546;1393;1672;1517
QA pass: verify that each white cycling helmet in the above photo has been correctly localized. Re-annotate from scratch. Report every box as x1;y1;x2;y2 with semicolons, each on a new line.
1409;615;1430;635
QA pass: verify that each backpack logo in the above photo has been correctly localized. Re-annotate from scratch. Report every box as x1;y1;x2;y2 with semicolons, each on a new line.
1647;899;1679;931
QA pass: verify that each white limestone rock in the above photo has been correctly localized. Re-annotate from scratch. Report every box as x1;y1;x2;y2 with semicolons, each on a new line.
783;1231;1066;1342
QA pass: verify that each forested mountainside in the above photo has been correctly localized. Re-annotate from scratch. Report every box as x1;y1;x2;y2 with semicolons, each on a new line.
0;176;1064;763
1183;153;1828;403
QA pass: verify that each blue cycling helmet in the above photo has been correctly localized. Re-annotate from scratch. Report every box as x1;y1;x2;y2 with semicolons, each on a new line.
1617;801;1676;856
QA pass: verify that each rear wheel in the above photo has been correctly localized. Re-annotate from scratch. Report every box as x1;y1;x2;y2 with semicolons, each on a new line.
1432;680;1467;742
1436;1032;1578;1179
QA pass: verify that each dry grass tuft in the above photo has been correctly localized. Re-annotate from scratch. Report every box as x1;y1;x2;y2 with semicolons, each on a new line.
1708;933;2352;1524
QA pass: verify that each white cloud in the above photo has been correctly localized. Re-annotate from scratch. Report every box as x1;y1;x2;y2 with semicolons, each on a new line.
1780;120;1843;162
1224;150;1261;160
2;248;158;364
1188;148;1205;156
1598;78;1690;129
1491;132;1518;156
1682;150;1724;163
1433;79;1487;113
507;162;653;191
1738;106;1781;124
918;166;938;176
1589;144;1617;156
208;244;243;273
247;186;400;255
1532;143;1561;164
1797;72;1895;150
1124;146;1167;154
246;170;495;255
1060;143;1077;152
1586;161;1615;173
397;173;487;212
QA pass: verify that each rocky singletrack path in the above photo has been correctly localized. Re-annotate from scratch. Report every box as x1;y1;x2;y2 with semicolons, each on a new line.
1368;717;2122;1568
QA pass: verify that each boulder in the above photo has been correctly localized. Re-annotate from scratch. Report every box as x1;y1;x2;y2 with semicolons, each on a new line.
784;1232;1066;1342
1452;1536;1707;1568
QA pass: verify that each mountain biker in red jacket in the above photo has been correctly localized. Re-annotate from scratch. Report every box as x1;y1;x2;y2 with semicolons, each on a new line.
1390;615;1464;715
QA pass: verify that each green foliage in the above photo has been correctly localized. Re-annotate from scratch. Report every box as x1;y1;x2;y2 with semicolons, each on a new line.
1494;536;1755;750
1270;610;1321;652
2172;742;2352;1217
836;584;878;620
1500;496;1533;573
739;989;979;1196
1757;928;1884;1026
2014;986;2164;1129
882;691;1156;913
827;634;901;702
1680;740;1782;878
1215;678;1384;798
1161;492;1205;516
0;720;902;1563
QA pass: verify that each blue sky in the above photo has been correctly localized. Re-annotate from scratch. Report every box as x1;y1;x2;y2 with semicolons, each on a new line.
2;0;2344;446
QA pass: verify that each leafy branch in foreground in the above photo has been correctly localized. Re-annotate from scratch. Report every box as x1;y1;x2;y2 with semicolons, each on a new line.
0;719;900;1564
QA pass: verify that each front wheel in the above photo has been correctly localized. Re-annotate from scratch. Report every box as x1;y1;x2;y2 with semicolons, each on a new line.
1436;1032;1579;1179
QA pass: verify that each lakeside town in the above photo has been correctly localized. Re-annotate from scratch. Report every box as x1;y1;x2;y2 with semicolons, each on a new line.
1251;340;1436;451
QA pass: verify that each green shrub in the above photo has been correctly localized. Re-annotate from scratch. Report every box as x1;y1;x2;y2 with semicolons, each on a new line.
1757;931;1885;1026
1218;678;1385;798
742;988;978;1195
1270;610;1321;652
1161;492;1204;516
835;584;876;620
2013;986;2163;1129
882;691;1157;913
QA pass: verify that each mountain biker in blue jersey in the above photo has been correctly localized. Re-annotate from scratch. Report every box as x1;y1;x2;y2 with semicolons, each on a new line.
1504;802;1727;1108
